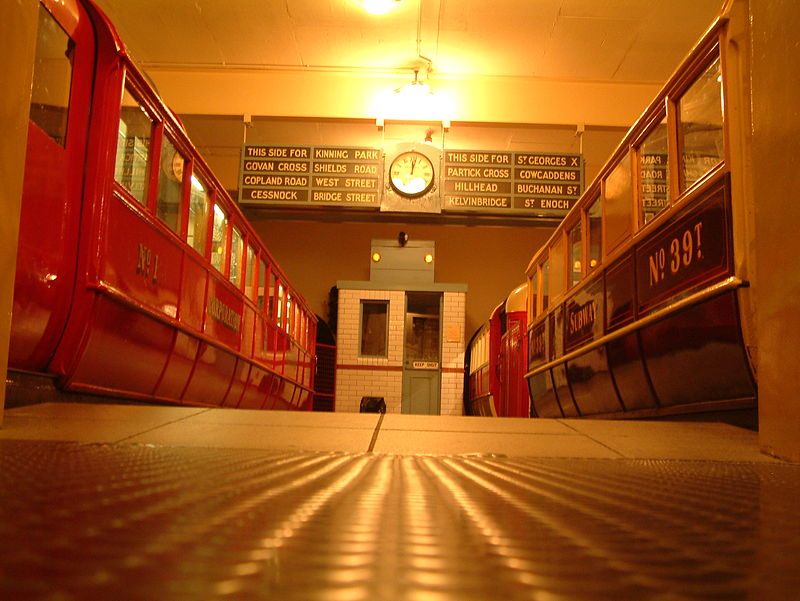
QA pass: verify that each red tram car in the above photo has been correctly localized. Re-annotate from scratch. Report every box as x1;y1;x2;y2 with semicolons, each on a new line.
9;0;316;410
465;284;528;417
467;0;757;421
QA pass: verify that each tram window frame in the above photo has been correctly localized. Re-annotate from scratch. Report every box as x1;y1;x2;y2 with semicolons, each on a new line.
549;235;565;303
115;86;154;207
277;282;285;329
529;271;539;319
187;169;210;258
567;220;582;289
156;135;184;235
257;259;267;312
268;272;277;321
587;194;602;272
678;53;724;193
541;257;550;311
297;305;308;349
210;202;229;275
29;5;74;148
286;293;294;335
636;114;671;225
602;151;633;255
245;244;256;301
229;225;244;287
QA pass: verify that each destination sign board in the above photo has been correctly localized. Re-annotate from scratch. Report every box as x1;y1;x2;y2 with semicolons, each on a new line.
239;144;583;218
240;145;382;207
442;150;583;216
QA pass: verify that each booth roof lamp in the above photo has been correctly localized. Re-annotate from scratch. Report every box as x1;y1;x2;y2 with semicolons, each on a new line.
372;251;382;262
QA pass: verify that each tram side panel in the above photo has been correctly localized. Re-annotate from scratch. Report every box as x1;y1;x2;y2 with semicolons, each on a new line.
523;4;757;420
10;2;95;371
527;185;756;419
10;0;317;410
499;310;529;418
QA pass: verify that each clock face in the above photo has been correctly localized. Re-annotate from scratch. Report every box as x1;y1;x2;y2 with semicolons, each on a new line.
389;151;435;197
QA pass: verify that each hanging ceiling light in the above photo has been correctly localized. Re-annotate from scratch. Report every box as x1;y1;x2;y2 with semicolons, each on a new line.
362;0;400;15
372;0;452;125
374;67;452;125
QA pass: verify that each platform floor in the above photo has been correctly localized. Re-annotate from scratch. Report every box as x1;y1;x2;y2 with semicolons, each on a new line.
1;402;799;600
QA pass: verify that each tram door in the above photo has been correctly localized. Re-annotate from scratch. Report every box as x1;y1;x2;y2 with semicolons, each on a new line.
402;292;442;415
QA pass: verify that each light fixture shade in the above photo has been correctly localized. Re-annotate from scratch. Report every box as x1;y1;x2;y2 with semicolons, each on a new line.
363;0;397;15
374;77;453;123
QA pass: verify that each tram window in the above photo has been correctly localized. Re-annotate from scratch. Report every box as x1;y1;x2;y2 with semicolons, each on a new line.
298;312;306;347
245;245;256;300
156;137;183;234
639;118;670;223
587;195;602;271
360;301;388;357
604;153;632;254
679;56;723;191
211;204;228;274
284;293;294;336
187;174;209;256
257;259;267;311
230;227;243;287
568;221;582;288
529;272;539;318
268;272;277;320
29;5;73;147
549;237;565;301
277;283;285;327
115;88;153;206
542;258;550;311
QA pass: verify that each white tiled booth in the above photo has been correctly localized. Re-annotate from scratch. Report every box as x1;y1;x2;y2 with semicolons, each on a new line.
335;237;467;415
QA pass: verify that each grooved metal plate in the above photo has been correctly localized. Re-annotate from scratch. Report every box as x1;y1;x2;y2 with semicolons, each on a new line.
1;439;799;600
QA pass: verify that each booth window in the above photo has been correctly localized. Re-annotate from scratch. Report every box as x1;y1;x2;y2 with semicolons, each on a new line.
360;301;389;357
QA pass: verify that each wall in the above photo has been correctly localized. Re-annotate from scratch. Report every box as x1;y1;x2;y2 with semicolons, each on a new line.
751;0;800;462
440;292;467;416
0;0;37;422
182;116;628;197
250;219;553;340
180;116;628;337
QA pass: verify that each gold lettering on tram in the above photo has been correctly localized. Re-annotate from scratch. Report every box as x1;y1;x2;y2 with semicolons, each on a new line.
208;297;241;332
648;221;704;287
136;243;158;285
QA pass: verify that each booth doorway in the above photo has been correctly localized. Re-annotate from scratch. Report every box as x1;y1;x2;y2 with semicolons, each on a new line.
402;292;441;414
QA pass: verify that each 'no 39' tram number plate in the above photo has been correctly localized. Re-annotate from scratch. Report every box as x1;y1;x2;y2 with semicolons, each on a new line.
635;179;732;313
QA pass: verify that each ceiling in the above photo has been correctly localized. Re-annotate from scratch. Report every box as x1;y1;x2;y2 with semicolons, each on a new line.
96;0;722;82
91;0;725;125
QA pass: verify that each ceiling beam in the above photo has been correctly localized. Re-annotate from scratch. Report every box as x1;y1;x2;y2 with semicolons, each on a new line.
147;67;661;127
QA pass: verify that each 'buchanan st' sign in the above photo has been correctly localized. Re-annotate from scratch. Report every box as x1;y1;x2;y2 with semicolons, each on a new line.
442;150;583;215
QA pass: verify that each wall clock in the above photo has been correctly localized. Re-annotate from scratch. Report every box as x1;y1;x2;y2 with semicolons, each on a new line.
389;150;435;198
